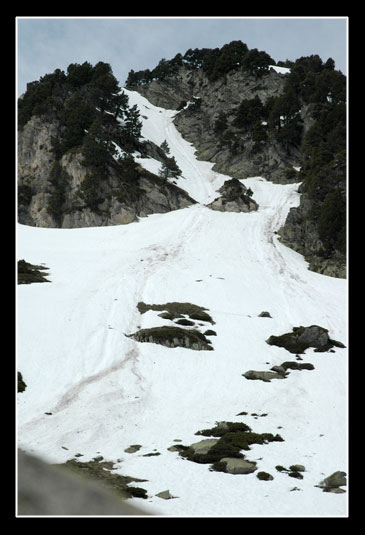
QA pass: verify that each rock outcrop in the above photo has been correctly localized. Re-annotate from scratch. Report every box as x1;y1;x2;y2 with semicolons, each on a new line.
18;116;195;229
266;325;345;354
277;191;346;278
133;65;302;184
206;178;259;213
127;326;214;351
316;471;347;493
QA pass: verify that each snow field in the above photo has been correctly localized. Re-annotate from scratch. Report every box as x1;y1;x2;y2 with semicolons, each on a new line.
17;89;347;516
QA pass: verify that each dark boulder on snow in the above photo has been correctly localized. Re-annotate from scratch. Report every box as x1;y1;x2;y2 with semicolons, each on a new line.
266;325;345;354
127;325;214;351
316;471;347;493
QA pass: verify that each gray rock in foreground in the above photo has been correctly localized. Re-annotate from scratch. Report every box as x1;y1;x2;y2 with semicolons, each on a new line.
17;450;150;516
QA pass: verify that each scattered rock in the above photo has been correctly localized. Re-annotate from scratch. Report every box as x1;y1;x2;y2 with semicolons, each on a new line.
137;301;215;324
177;421;283;474
204;329;217;336
316;471;347;493
243;359;315;382
219;458;257;475
189;438;219;455
175;318;195;326
257;471;274;481
288;471;303;479
289;464;305;472
124;445;142;454
155;490;176;500
258;311;272;318
266;325;345;354
243;370;285;382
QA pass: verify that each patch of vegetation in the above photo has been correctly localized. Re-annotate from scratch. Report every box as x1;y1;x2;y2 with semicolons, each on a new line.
18;371;26;393
178;421;283;466
129;325;213;350
137;301;215;324
18;259;50;284
54;457;148;500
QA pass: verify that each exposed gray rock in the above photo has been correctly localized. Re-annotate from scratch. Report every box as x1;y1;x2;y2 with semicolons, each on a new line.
18;116;195;229
290;464;305;472
266;325;345;354
155;490;176;500
219;458;257;475
189;439;219;455
133;65;302;184
243;370;285;382
17;450;150;516
278;192;346;278
316;471;347;493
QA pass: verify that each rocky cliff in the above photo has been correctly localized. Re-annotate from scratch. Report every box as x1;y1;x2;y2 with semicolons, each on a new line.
134;65;303;183
18;115;195;229
130;58;346;278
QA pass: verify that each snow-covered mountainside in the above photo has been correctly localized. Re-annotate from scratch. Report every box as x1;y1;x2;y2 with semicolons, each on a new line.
17;90;348;517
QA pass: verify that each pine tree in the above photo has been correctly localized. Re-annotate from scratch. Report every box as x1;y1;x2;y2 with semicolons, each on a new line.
158;156;182;180
160;140;170;154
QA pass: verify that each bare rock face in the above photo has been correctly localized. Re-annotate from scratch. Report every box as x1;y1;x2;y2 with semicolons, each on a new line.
277;192;346;278
133;65;302;184
17;115;195;228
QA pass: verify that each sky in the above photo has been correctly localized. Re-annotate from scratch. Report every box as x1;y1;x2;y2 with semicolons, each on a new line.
16;17;348;96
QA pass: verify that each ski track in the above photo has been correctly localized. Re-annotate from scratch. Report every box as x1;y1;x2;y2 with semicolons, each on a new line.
17;89;348;517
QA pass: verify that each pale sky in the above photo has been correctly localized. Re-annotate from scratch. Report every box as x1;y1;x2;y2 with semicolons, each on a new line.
16;16;348;96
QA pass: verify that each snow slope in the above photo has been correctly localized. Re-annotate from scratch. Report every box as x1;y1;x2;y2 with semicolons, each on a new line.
17;90;348;517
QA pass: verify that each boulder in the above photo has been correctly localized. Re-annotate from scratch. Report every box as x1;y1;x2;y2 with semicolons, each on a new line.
266;325;345;354
189;439;219;455
243;370;285;382
317;471;347;493
219;458;257;475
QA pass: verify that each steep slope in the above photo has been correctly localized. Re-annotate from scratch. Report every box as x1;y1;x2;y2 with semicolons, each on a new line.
17;91;347;517
128;49;346;278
